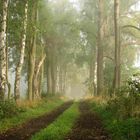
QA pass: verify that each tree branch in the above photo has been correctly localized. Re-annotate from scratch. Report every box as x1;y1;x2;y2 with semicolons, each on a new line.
122;41;140;47
104;56;114;62
122;25;140;31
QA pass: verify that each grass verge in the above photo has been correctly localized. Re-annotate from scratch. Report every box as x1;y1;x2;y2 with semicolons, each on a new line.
0;96;64;132
89;101;140;140
31;103;79;140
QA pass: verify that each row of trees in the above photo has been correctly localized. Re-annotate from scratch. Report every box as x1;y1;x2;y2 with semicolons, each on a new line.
79;0;140;96
0;0;81;101
0;0;140;101
0;0;46;101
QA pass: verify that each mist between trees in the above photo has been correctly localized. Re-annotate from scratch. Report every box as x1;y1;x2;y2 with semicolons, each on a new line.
0;0;140;102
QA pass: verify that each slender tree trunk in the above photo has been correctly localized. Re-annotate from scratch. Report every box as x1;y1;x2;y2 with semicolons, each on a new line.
33;55;46;99
0;0;9;100
6;3;11;100
6;34;9;97
46;46;52;94
46;46;57;95
56;66;59;93
6;38;11;99
59;66;63;94
39;45;45;96
89;48;96;96
47;64;52;94
97;0;104;95
50;46;57;95
14;1;28;101
58;66;67;95
113;0;120;90
51;59;56;95
62;67;67;94
6;5;9;93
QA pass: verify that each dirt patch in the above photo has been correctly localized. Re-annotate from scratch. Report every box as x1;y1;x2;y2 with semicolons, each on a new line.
0;101;73;140
65;101;111;140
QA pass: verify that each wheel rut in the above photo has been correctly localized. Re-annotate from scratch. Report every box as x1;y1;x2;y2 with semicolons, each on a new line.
0;101;73;140
65;101;111;140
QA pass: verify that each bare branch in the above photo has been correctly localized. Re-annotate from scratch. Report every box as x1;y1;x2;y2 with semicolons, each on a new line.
122;25;140;31
104;56;114;62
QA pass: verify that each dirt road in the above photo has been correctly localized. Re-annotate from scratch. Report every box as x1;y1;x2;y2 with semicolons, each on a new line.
0;101;73;140
65;101;111;140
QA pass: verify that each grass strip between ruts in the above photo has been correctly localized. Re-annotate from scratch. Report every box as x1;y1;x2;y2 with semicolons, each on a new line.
31;103;79;140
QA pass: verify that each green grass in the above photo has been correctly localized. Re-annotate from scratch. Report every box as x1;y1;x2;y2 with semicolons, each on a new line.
31;103;79;140
89;101;140;140
0;97;64;132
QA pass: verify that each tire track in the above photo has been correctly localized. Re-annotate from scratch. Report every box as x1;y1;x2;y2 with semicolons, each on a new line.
0;101;73;140
65;101;111;140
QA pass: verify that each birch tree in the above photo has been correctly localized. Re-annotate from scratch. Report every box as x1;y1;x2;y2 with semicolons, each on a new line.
33;54;46;99
14;1;28;101
0;0;9;100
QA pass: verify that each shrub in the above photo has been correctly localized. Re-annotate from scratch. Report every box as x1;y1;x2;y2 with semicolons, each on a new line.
91;102;140;140
127;73;140;103
0;100;23;119
107;73;140;119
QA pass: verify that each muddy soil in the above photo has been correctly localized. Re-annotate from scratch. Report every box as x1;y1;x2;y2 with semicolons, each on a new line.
0;101;73;140
65;101;111;140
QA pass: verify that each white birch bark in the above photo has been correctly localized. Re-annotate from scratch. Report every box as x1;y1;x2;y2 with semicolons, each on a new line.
0;0;9;99
33;55;46;99
14;1;28;101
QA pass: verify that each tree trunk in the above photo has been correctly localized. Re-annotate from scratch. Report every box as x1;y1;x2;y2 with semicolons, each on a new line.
56;66;59;93
28;35;36;101
59;66;63;94
47;63;52;94
14;1;28;102
51;59;56;95
33;55;46;99
0;0;9;100
46;46;52;94
39;45;45;96
62;67;67;94
27;1;38;101
97;0;104;95
58;66;67;95
50;46;57;95
113;0;120;90
89;48;96;96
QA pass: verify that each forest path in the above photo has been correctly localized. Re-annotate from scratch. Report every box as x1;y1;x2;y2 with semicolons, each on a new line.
65;101;111;140
0;101;73;140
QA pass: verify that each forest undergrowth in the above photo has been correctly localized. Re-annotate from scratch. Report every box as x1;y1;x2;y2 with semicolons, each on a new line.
90;74;140;140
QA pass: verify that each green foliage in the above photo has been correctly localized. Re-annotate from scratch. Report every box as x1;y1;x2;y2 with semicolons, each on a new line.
107;74;140;119
107;96;134;119
0;97;63;132
0;100;23;119
127;73;140;98
111;118;140;140
89;74;140;139
31;103;79;140
90;101;140;140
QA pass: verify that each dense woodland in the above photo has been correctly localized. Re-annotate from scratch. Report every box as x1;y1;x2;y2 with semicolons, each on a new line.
0;0;140;140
